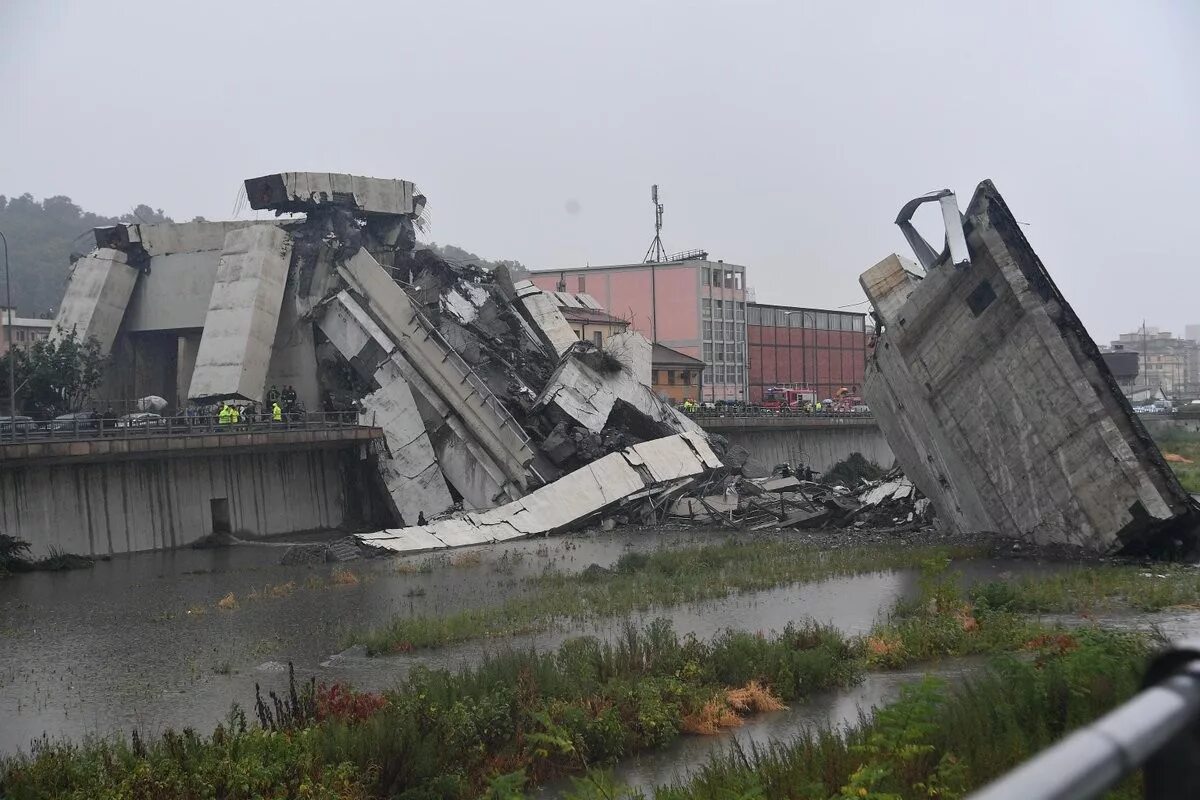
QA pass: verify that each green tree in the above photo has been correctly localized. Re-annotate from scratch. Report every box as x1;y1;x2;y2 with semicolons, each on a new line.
0;331;107;417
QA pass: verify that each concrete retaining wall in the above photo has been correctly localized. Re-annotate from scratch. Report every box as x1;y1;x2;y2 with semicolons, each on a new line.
720;427;894;474
0;448;375;558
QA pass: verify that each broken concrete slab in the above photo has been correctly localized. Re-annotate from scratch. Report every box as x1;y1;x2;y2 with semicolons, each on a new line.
512;281;580;357
533;351;704;437
604;331;653;387
356;432;722;554
244;172;422;217
862;180;1199;555
360;372;454;525
338;248;534;496
189;225;292;401
51;248;139;355
318;291;518;510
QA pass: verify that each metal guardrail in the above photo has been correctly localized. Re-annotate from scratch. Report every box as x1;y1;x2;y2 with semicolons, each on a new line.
969;641;1200;800
684;409;876;420
0;411;370;445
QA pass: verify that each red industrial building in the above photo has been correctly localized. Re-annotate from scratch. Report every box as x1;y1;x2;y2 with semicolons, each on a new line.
530;261;867;405
746;303;868;404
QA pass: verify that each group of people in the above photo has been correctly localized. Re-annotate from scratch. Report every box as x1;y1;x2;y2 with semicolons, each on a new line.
181;384;303;429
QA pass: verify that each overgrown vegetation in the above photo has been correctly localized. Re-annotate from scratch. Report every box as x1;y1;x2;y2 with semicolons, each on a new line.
864;558;1052;669
0;534;93;576
636;627;1147;800
1155;430;1200;494
348;541;988;654
0;330;107;417
0;620;861;799
968;562;1200;614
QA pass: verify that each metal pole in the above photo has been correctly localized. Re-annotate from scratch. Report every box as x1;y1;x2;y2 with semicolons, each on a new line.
0;230;14;440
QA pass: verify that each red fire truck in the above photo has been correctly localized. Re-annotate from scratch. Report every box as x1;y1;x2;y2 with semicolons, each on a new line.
761;385;817;411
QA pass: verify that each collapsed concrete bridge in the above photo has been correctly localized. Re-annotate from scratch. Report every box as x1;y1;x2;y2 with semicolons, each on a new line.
861;181;1199;555
41;172;720;554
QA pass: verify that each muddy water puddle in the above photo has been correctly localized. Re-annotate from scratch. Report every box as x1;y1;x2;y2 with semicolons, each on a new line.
0;532;1061;754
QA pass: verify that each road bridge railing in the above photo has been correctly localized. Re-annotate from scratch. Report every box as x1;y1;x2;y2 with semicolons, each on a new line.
969;640;1200;800
0;410;372;445
683;408;875;421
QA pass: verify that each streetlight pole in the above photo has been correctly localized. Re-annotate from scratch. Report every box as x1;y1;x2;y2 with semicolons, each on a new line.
0;230;14;438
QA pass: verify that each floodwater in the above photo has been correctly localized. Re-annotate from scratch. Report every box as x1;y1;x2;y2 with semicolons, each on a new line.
0;531;1082;755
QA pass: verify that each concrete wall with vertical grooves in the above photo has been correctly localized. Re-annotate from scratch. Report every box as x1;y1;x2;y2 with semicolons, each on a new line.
0;448;368;558
719;427;895;474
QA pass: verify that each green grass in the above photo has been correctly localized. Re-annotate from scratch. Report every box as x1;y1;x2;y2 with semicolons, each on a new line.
348;541;990;654
619;627;1149;800
969;563;1200;615
1;620;862;800
1156;431;1200;493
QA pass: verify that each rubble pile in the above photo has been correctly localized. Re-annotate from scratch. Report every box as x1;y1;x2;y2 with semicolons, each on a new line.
657;466;934;534
53;172;722;556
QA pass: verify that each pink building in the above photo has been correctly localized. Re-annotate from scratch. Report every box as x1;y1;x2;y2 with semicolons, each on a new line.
530;260;749;402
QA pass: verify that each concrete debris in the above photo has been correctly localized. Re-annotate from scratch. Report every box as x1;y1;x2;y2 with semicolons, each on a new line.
244;172;424;217
861;180;1199;555
534;344;703;438
55;170;726;545
356;431;721;554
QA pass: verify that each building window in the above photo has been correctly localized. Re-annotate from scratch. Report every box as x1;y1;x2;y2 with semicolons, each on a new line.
725;322;734;339
701;267;710;286
593;331;603;348
711;270;721;287
681;370;692;385
16;330;24;342
735;324;744;341
814;312;829;330
703;321;712;339
748;305;760;325
702;299;711;318
735;302;745;320
715;346;724;363
667;370;676;385
714;299;724;318
703;342;713;360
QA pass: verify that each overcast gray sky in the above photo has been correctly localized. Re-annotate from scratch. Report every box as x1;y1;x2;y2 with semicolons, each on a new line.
1;0;1196;343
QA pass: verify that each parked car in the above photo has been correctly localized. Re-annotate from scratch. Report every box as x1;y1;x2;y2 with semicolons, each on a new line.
115;412;166;429
48;411;101;433
0;415;37;435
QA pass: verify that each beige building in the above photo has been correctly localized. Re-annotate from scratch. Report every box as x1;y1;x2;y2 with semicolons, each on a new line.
549;291;631;348
0;308;54;356
1112;327;1200;396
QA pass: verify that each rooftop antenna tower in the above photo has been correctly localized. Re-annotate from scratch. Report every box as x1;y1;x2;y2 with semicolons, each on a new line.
643;184;666;263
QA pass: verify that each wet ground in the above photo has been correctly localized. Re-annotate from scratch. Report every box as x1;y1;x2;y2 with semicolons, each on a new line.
0;528;1131;756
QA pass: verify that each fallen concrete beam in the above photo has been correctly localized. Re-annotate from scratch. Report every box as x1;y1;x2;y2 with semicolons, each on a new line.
355;431;721;554
360;370;455;525
338;248;533;496
51;249;139;355
861;180;1198;555
244;172;422;217
189;225;292;401
317;291;511;510
512;281;579;356
533;350;704;437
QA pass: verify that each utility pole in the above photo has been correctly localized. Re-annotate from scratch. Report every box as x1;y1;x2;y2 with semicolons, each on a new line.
0;230;13;438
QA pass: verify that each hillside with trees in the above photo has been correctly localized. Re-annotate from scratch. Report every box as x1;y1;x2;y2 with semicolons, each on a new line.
0;193;525;316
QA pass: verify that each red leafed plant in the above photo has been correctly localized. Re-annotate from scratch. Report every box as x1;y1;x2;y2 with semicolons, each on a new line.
315;682;389;723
